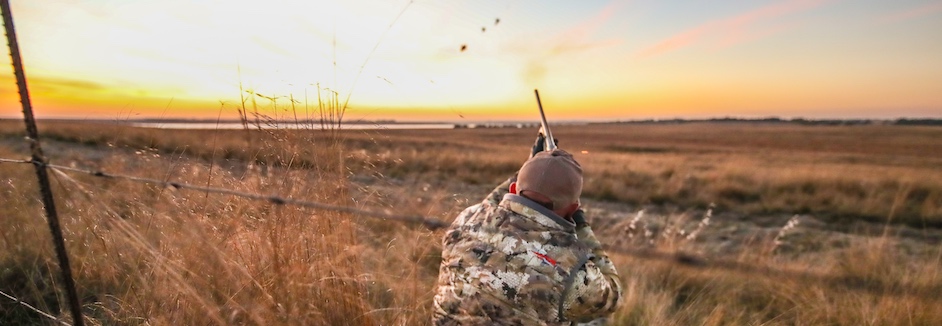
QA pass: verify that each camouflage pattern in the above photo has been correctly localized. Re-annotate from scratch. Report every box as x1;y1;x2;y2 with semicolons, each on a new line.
433;177;621;325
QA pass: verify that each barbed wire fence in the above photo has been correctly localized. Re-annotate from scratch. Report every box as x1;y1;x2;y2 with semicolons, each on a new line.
2;3;940;326
2;155;941;324
0;289;72;326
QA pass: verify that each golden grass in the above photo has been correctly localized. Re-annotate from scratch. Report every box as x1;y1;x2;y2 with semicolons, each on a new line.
604;230;942;325
2;120;941;325
0;123;445;325
4;121;939;226
568;123;942;227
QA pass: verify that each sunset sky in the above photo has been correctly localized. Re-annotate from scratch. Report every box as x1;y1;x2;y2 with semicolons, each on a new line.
1;0;940;122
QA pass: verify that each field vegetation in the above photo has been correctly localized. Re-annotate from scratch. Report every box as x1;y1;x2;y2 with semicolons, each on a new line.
1;118;941;325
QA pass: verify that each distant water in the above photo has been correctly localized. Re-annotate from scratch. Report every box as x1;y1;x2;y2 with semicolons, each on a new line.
130;122;457;130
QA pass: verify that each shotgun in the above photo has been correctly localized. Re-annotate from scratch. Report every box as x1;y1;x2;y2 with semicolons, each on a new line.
533;89;557;152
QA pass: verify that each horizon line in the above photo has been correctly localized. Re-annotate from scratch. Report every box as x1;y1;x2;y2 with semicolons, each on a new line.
2;116;941;124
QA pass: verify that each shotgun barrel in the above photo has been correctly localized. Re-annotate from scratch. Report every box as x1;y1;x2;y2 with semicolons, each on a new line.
533;89;557;152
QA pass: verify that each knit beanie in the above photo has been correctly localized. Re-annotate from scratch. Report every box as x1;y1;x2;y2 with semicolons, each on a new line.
517;149;583;210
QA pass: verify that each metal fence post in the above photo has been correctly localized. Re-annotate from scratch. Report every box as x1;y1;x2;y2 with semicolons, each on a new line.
1;1;86;325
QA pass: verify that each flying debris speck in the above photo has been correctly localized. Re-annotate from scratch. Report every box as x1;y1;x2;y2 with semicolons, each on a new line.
460;44;467;52
495;18;500;25
482;27;486;32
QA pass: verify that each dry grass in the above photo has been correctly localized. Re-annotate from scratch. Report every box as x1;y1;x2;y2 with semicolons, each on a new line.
2;120;941;325
600;210;942;325
0;122;447;325
5;121;939;226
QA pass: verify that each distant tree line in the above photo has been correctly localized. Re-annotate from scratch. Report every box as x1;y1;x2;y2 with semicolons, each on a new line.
894;118;942;126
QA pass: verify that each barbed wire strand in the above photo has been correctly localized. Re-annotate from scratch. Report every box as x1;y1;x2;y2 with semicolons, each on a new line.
0;157;30;164
46;166;285;311
0;289;72;326
41;161;450;230
2;157;940;302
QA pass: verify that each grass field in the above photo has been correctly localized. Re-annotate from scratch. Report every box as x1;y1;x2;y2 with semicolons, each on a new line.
2;119;941;325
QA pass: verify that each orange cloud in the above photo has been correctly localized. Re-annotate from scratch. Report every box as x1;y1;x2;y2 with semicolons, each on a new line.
1;75;107;117
638;0;833;58
28;76;106;94
879;1;942;23
0;73;226;119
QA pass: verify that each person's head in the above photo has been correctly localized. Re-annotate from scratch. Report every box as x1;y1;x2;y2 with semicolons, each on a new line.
510;149;583;218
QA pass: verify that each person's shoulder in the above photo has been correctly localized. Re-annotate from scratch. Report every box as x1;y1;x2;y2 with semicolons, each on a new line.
452;201;492;226
460;203;484;218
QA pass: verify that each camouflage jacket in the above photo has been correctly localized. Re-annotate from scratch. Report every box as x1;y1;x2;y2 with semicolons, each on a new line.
433;177;621;325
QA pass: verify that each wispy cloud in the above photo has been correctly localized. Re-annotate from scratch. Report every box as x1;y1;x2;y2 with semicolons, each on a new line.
714;19;804;49
30;76;106;92
519;1;625;84
638;0;833;58
0;74;104;93
547;1;624;56
879;1;942;23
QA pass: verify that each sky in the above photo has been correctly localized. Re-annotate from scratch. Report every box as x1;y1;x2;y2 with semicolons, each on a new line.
1;0;940;122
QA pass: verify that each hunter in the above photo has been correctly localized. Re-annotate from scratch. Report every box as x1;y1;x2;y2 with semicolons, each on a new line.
433;134;622;325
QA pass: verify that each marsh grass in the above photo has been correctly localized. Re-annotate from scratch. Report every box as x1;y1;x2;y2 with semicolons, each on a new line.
4;122;938;227
2;121;941;325
603;208;942;325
